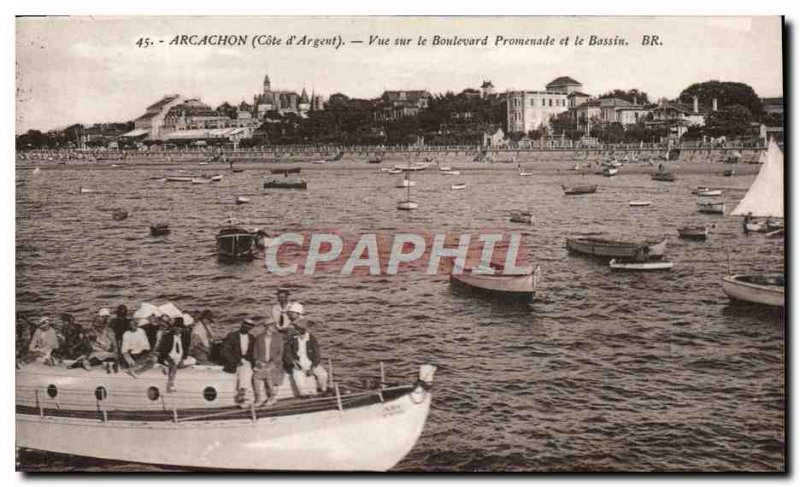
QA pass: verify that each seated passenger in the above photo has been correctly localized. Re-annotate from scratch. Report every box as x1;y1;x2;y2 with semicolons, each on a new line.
55;313;91;361
283;303;329;396
154;318;194;392
189;310;215;364
120;318;151;372
85;311;119;372
26;317;59;365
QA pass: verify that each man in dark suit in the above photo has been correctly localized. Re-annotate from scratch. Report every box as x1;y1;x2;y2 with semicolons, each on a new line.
220;318;257;407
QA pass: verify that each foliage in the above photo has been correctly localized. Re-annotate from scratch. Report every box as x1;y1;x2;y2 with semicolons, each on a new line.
703;104;754;138
678;80;763;116
598;89;650;105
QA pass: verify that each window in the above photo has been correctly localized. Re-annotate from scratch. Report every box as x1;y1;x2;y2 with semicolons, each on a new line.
47;385;58;398
95;386;108;401
542;99;546;107
203;387;217;402
549;99;553;107
147;387;160;401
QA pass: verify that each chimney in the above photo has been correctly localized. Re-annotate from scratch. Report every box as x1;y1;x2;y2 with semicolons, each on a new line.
633;95;638;105
712;98;718;111
693;96;699;114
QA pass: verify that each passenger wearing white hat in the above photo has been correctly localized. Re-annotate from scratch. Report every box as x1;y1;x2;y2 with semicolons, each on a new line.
270;287;297;331
27;317;58;365
284;303;329;396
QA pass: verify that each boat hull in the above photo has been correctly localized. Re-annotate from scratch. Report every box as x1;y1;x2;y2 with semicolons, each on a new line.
567;236;667;259
450;272;534;301
698;202;725;214
563;185;597;195
722;274;784;307
609;259;673;271
17;386;431;471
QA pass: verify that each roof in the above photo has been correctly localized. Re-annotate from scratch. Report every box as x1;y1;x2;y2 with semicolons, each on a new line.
567;91;591;98
546;76;581;88
134;113;157;123
381;90;431;103
146;95;181;112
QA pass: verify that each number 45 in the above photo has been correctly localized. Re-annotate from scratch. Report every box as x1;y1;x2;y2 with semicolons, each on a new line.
135;38;152;48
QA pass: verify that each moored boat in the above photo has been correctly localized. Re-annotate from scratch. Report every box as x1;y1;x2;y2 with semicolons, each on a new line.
397;201;419;211
562;184;597;195
722;274;784;307
724;168;736;177
518;170;533;177
449;263;541;302
450;183;466;190
697;189;722;197
263;177;307;190
697;201;726;214
628;201;652;207
440;170;460;176
609;259;673;271
192;177;212;184
603;167;618;177
509;211;533;224
149;223;170;236
678;225;709;240
15;361;436;471
166;176;193;183
566;235;667;259
235;195;250;205
210;174;224;182
111;209;128;221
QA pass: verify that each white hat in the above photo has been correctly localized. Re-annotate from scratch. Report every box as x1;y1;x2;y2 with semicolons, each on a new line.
287;302;305;315
38;317;53;327
97;308;111;317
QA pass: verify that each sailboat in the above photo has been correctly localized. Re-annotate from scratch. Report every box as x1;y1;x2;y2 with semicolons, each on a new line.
397;173;418;211
721;139;784;307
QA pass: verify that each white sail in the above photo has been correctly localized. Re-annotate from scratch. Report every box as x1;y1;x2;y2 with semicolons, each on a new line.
731;140;783;218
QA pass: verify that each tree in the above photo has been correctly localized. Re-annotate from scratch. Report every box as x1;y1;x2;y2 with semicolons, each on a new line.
704;104;754;138
598;89;650;105
678;80;763;116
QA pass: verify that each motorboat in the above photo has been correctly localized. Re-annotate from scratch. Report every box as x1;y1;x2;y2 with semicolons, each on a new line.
562;184;597;195
15;361;436;471
450;183;467;190
509;211;533;224
216;219;259;261
609;259;673;271
678;225;709;240
449;262;541;302
566;235;667;260
722;274;784;307
697;201;726;214
628;201;652;207
149;223;170;236
263;177;307;190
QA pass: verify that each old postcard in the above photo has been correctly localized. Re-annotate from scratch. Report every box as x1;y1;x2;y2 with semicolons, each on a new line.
14;15;785;472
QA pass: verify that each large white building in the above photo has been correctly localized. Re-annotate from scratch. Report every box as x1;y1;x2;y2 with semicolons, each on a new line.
506;77;580;133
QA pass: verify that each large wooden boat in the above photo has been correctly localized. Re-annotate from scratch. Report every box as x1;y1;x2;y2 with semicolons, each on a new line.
450;264;541;302
566;235;667;259
722;274;784;307
16;361;436;471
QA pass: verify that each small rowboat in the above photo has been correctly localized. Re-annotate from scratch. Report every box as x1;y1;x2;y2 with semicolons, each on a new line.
562;184;597;195
397;200;419;211
609;259;673;271
166;176;192;182
603;167;618;177
567;235;667;259
690;186;710;195
232;168;245;173
722;274;784;307
450;263;541;302
743;218;783;233
450;183;466;190
235;196;250;205
438;166;452;171
697;189;722;197
678;225;709;240
210;174;224;182
697;201;726;214
149;223;170;236
387;169;402;175
509;211;533;224
519;171;533;177
628;201;652;207
79;187;94;194
198;162;209;166
440;170;460;176
311;160;326;165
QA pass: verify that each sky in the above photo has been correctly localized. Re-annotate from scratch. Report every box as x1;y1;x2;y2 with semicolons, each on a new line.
15;16;783;133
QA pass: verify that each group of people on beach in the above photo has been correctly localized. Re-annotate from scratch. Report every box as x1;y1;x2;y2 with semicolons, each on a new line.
16;287;328;407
